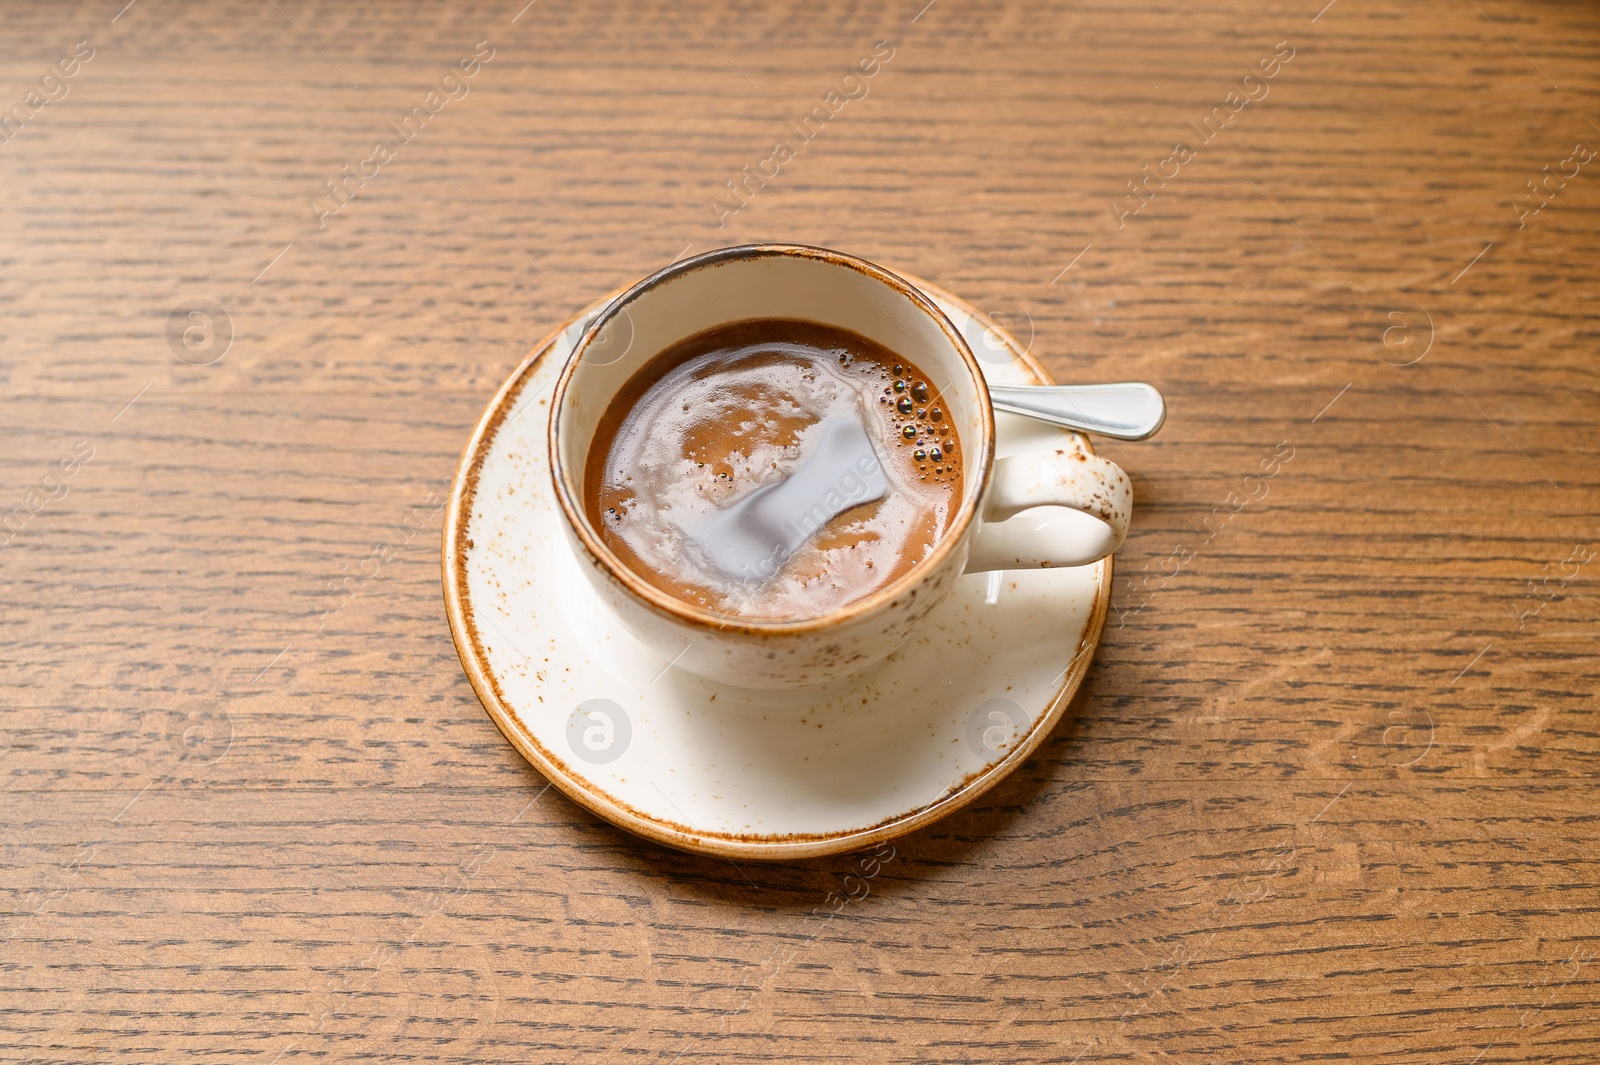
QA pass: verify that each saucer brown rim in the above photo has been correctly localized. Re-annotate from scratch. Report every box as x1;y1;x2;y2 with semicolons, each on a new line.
441;276;1113;861
546;243;998;638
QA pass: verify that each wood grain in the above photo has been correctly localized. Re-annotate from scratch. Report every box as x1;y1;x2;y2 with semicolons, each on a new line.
2;0;1597;1060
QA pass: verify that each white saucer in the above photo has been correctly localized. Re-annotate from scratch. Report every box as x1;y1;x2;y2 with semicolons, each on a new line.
442;277;1111;860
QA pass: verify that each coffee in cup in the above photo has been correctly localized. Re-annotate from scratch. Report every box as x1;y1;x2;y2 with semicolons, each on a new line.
584;319;963;620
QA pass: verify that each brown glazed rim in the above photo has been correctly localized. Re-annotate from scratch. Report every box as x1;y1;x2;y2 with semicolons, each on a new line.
545;243;998;637
442;270;1113;861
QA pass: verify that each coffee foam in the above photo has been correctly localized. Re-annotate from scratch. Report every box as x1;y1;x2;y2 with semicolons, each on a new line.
688;416;890;584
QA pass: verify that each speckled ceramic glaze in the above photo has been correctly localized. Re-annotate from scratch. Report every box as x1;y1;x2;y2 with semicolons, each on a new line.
443;273;1115;860
546;246;1129;689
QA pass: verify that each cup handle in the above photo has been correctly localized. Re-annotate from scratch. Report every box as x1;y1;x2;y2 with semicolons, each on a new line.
964;448;1132;572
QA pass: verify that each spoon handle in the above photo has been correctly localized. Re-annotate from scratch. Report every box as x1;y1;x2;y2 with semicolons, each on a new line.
987;382;1167;441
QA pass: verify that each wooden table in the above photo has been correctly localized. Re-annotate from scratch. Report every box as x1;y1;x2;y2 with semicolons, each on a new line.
4;1;1597;1060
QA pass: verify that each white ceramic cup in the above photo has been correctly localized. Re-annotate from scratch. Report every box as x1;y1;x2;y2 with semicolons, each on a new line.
548;244;1132;688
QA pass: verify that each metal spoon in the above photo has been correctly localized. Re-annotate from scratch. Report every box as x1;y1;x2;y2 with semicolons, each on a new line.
987;382;1166;441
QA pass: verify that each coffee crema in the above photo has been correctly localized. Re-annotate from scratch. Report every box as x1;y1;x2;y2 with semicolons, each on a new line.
583;319;965;620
